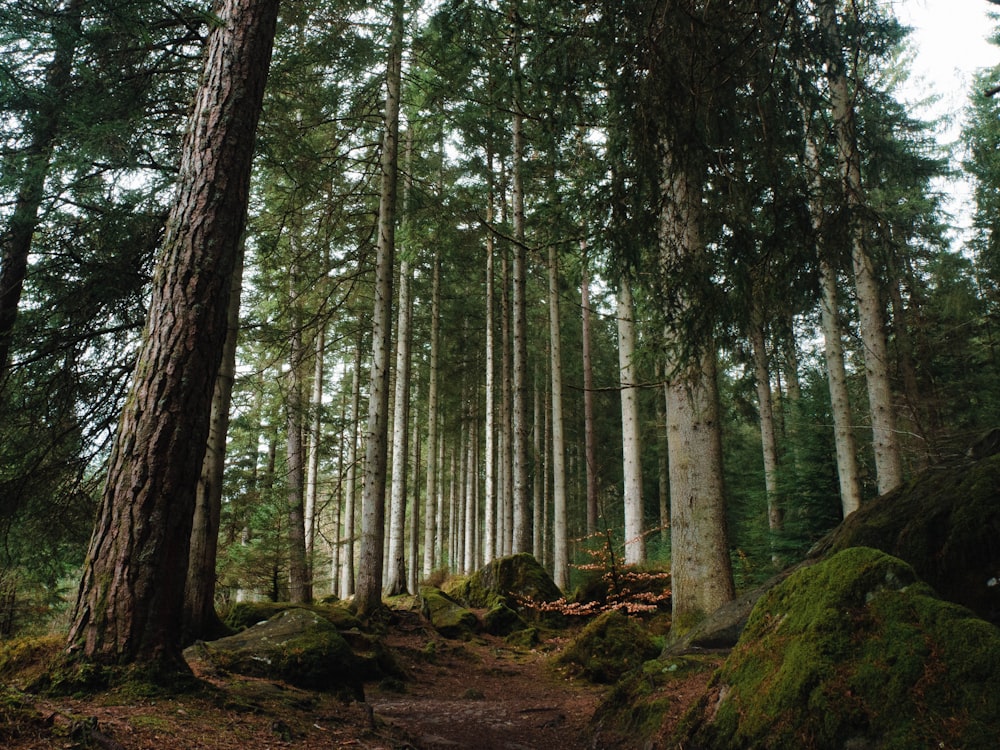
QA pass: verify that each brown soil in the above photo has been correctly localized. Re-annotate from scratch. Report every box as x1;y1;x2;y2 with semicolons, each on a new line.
2;611;715;750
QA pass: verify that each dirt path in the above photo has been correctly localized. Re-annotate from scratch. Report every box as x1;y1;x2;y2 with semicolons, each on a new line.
369;612;607;749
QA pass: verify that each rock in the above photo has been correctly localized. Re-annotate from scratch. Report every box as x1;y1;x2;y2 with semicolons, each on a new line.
672;547;1000;750
419;587;479;639
185;607;363;698
554;610;660;684
448;553;563;629
814;452;1000;624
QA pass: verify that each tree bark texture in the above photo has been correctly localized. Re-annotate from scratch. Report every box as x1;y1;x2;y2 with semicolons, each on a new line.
385;258;412;596
66;0;279;670
422;251;441;577
580;247;599;535
618;275;645;565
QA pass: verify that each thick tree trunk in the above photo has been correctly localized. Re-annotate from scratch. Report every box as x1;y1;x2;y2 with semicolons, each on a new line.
660;160;735;625
356;0;403;616
618;275;645;566
182;241;244;645
66;0;279;671
0;0;82;383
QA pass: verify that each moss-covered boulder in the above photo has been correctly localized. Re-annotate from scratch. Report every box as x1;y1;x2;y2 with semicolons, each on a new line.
815;451;1000;625
186;608;364;698
448;553;563;630
419;587;479;639
223;600;362;633
673;547;1000;750
554;609;660;684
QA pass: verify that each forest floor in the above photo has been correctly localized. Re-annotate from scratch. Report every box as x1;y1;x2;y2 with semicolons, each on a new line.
2;609;718;750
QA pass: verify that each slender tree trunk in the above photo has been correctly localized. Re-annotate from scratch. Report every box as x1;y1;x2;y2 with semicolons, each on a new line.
183;240;244;644
819;0;902;495
0;0;82;383
66;0;279;671
386;257;413;596
356;0;404;616
548;244;568;587
580;246;599;535
483;155;497;563
500;244;514;556
305;323;326;576
422;251;440;577
286;266;311;604
532;373;543;561
341;331;363;596
618;275;645;565
408;390;421;593
464;409;476;574
749;316;782;541
656;370;670;546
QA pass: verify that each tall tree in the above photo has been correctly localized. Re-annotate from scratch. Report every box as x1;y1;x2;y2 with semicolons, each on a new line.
66;0;280;672
617;274;645;565
356;0;404;616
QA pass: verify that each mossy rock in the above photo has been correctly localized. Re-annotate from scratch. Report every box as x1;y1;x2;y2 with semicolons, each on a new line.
187;608;364;698
590;654;721;747
482;602;528;636
223;600;362;633
816;451;1000;624
450;553;564;625
554;609;660;684
674;547;1000;750
419;587;479;639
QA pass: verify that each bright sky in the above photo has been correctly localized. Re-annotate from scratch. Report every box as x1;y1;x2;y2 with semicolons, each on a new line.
891;0;998;245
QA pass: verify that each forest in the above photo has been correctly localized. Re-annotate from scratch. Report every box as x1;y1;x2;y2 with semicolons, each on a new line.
2;0;1000;697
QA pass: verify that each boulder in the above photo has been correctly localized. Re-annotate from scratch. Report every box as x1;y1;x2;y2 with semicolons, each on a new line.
672;547;1000;750
448;553;562;630
814;452;1000;625
185;607;363;698
419;587;479;639
554;609;660;684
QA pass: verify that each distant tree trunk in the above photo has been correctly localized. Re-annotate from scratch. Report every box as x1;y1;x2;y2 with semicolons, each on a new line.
532;372;544;562
422;250;441;578
286;264;311;605
580;245;599;535
66;0;279;672
749;315;783;541
385;257;412;596
0;0;82;384
656;370;670;546
341;330;363;596
500;242;514;556
408;389;421;593
183;241;244;644
305;322;326;575
356;0;404;616
548;243;568;587
618;275;645;566
819;0;902;495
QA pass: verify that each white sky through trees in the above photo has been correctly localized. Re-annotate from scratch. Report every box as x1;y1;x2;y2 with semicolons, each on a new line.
893;0;998;246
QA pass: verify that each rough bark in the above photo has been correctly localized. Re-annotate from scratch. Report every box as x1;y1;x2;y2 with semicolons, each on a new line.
182;240;244;644
66;0;279;671
385;257;412;596
548;244;568;588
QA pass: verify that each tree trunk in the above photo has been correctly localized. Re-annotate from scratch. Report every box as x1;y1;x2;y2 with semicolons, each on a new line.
580;245;599;535
305;323;326;575
286;265;311;605
385;257;412;596
66;0;279;672
0;0;82;383
483;157;497;564
341;330;363;596
819;0;902;495
749;316;782;542
660;159;735;624
547;244;568;587
422;250;440;577
183;240;244;644
356;0;404;616
618;275;645;566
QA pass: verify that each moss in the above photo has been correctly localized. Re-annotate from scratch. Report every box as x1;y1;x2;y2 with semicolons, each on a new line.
554;609;660;684
419;587;479;639
676;547;1000;750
